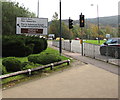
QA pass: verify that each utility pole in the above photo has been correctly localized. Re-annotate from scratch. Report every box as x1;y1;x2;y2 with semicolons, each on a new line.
59;0;62;55
91;4;100;44
97;4;100;44
37;0;39;18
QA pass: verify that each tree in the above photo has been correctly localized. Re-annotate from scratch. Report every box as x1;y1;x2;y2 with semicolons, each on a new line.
49;12;73;39
2;1;36;35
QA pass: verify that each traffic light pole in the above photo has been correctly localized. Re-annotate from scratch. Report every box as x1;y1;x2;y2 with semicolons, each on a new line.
79;13;84;56
81;27;84;56
69;17;72;52
59;0;62;55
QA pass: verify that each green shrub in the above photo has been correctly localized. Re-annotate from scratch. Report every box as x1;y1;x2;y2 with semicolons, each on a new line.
21;62;34;69
2;35;47;57
2;37;33;57
28;53;61;65
26;37;48;54
28;55;40;64
22;64;35;70
2;57;22;72
0;65;7;75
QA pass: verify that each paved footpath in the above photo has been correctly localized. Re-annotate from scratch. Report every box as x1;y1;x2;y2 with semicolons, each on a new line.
2;45;119;98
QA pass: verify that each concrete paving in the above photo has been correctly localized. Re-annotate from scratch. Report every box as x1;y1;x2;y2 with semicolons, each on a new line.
2;64;118;98
2;43;119;98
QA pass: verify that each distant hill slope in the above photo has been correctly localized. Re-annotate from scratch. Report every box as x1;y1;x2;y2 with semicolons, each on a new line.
87;15;118;27
61;15;118;28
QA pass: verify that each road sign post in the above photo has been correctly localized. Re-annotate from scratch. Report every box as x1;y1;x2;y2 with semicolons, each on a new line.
59;0;62;55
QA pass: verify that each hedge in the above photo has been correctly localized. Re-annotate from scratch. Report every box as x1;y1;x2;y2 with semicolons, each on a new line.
0;65;7;75
2;35;48;57
2;57;22;72
28;53;61;65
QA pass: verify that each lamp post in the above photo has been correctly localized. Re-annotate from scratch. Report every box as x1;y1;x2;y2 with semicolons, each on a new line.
91;4;100;44
37;0;39;18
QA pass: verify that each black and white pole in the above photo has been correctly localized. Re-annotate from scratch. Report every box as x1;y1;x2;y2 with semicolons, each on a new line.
59;0;62;55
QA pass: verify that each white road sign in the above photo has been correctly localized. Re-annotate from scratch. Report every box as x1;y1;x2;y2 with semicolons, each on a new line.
16;17;48;35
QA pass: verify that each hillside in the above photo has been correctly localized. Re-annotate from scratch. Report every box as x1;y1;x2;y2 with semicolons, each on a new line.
87;16;118;27
61;15;118;28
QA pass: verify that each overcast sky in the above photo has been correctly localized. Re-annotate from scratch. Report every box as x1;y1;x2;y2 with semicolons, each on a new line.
11;0;119;21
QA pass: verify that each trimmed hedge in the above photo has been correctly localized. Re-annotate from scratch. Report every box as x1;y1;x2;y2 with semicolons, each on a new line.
2;35;48;57
2;57;22;72
25;37;47;54
28;53;61;65
0;65;7;75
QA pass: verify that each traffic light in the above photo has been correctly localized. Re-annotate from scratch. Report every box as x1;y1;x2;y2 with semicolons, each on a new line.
69;18;73;29
80;14;85;27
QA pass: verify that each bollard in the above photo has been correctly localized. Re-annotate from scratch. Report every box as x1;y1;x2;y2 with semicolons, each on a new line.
50;63;54;70
67;59;70;65
28;69;32;76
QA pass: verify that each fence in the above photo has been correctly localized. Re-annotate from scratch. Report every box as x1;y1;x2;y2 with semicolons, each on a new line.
84;43;120;66
52;40;119;66
52;40;81;53
0;60;70;79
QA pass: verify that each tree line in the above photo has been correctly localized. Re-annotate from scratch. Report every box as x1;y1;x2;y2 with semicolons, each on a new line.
1;1;119;38
49;12;119;39
2;0;35;35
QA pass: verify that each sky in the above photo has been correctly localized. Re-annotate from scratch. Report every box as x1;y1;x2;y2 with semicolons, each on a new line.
11;0;120;21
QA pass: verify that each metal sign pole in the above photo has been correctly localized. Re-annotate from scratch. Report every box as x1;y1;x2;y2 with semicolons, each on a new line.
59;0;62;55
81;27;83;56
69;17;72;52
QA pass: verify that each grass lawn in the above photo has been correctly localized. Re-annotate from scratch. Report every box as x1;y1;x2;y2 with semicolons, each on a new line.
1;47;71;87
84;40;106;45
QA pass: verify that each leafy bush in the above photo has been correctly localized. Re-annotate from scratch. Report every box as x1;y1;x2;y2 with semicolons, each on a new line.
2;57;22;72
2;39;33;57
25;37;47;54
28;53;61;65
21;61;34;69
2;35;47;57
0;65;7;75
22;64;35;70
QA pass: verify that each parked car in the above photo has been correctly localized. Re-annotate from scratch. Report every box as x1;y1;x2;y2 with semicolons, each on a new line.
100;38;120;59
56;37;64;41
75;37;80;40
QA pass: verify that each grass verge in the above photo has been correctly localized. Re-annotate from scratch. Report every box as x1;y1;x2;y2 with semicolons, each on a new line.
84;40;106;45
2;62;72;89
1;47;71;89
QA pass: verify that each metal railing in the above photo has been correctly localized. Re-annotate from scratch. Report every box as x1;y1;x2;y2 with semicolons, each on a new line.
0;60;70;79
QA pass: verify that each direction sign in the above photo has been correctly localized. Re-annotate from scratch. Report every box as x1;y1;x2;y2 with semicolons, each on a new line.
16;17;48;35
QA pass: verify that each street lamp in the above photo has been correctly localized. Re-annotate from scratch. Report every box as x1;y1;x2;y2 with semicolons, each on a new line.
91;4;100;44
37;0;39;18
